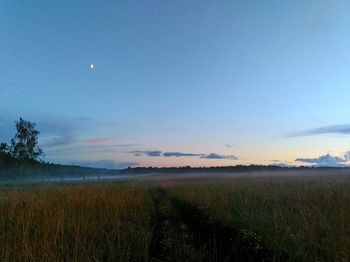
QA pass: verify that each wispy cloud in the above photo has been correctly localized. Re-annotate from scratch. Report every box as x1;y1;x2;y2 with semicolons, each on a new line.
200;153;237;160
295;153;348;167
164;152;237;160
287;124;350;137
131;150;238;160
163;152;202;157
131;150;162;157
42;135;75;147
38;117;90;147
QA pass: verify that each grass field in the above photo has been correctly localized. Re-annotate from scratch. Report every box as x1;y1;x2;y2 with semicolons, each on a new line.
0;174;349;261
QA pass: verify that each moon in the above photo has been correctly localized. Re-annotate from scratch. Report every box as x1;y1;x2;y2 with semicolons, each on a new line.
90;64;94;69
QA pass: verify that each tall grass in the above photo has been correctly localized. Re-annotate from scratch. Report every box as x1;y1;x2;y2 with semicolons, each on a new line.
0;183;153;261
168;177;350;261
0;176;349;261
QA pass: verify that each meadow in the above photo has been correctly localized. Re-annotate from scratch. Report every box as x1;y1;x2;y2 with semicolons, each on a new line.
0;173;349;261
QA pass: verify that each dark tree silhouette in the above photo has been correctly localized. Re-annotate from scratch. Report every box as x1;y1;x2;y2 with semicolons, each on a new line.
0;143;8;153
10;118;43;160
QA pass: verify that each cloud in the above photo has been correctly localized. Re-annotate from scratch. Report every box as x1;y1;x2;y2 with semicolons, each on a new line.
163;151;237;160
200;153;237;160
69;160;138;169
38;118;123;150
38;117;88;147
287;125;350;137
344;151;350;160
41;134;75;147
295;153;348;167
163;152;202;157
131;150;238;160
270;160;293;167
131;150;162;157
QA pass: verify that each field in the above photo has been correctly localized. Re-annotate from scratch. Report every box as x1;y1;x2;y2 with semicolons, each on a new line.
0;172;349;261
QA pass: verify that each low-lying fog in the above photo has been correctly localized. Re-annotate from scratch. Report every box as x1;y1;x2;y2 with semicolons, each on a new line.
2;168;350;185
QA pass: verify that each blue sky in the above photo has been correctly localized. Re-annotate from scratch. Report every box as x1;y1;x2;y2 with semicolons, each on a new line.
1;0;350;168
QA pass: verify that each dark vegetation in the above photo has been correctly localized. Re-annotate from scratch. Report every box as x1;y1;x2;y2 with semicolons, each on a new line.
122;165;350;175
0;177;348;261
148;187;282;261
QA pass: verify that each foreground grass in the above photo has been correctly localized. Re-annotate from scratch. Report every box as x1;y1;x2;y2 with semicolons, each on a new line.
0;176;349;261
168;177;350;261
0;183;153;261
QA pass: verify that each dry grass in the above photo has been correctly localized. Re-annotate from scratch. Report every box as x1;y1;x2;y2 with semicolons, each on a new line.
0;175;349;261
0;183;153;261
168;176;350;261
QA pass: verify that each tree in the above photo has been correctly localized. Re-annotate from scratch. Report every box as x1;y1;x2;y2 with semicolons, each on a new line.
10;118;43;160
0;143;8;153
0;143;12;168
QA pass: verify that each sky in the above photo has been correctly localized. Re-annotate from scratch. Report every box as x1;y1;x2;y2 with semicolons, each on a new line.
1;0;350;168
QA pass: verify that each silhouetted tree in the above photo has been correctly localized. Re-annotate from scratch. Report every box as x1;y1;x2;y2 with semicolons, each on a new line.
0;143;11;168
0;143;8;153
10;118;43;161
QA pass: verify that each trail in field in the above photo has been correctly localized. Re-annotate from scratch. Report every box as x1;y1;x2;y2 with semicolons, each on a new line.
148;187;284;262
